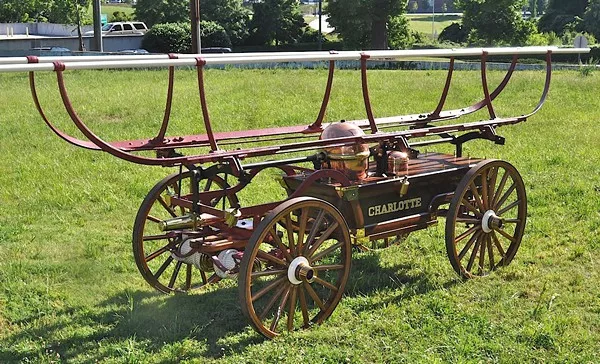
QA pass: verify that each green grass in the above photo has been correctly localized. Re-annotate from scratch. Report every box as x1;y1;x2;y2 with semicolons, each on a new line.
407;14;462;39
90;4;135;21
1;67;599;362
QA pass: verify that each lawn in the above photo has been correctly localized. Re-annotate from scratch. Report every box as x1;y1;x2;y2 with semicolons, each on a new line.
91;4;136;22
407;14;462;39
0;65;599;362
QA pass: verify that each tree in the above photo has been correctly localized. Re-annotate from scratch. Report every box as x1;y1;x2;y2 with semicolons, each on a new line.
409;1;419;12
538;0;588;34
0;0;45;22
200;0;251;46
326;0;409;49
134;0;188;27
583;0;600;39
142;21;231;53
455;0;535;45
248;0;305;46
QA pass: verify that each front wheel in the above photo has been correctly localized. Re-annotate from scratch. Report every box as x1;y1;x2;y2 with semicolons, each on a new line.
445;160;527;279
238;197;352;339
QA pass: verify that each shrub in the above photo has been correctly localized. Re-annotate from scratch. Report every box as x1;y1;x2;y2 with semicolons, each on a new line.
142;21;231;54
438;23;468;44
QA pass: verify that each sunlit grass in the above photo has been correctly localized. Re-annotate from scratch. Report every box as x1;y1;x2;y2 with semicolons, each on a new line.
0;67;599;362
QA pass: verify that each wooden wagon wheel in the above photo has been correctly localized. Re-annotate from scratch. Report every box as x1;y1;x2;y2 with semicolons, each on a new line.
239;197;352;338
446;160;526;279
133;170;239;294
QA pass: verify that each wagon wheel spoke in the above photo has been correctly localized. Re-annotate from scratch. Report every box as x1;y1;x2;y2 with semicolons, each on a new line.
285;213;297;256
495;183;517;212
240;198;351;338
447;161;526;279
491;231;507;262
305;221;340;258
298;287;310;328
456;216;481;225
480;169;489;210
303;209;326;254
133;170;238;294
458;230;482;261
257;250;288;268
478;234;487;274
287;287;298;332
268;228;293;262
252;276;287;302
466;237;480;272
486;166;499;207
487;235;495;271
492;168;510;208
153;256;174;279
168;261;183;289
146;214;162;223
469;181;486;212
461;198;483;218
251;269;287;278
497;200;520;216
145;244;172;262
309;241;343;264
259;285;288;321
269;287;291;331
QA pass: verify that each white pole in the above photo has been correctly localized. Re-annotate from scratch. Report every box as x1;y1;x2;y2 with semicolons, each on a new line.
432;0;435;39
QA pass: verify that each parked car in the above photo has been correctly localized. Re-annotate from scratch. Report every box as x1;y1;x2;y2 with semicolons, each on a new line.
84;22;148;36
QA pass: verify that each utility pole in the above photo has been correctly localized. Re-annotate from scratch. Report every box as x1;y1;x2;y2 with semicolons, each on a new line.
190;0;201;53
92;0;102;52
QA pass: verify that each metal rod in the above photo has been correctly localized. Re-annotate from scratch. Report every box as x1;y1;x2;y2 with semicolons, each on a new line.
0;47;588;71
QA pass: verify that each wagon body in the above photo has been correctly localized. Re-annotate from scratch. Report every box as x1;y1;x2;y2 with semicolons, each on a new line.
0;46;589;339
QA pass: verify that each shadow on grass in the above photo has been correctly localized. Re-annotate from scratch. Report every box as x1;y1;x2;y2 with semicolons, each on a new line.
0;251;456;361
409;14;461;22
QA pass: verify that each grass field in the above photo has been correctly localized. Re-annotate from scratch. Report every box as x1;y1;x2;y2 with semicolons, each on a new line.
0;66;599;362
92;4;135;21
407;14;462;39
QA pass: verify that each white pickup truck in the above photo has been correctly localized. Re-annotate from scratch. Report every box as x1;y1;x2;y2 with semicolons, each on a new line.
85;22;148;36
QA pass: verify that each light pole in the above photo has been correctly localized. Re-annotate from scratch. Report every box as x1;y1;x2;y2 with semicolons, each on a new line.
431;0;435;39
318;0;323;50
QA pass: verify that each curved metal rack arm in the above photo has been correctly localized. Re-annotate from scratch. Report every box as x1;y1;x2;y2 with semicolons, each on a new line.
525;50;552;117
480;51;497;119
54;64;191;166
195;58;219;151
154;53;179;141
360;54;378;134
309;59;336;131
430;57;455;119
26;56;101;151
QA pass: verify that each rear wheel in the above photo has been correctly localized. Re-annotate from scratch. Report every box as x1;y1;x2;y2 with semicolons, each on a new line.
446;160;526;279
133;170;238;293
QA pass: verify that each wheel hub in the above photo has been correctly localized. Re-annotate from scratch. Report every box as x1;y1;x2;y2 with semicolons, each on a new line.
288;256;315;285
482;210;502;233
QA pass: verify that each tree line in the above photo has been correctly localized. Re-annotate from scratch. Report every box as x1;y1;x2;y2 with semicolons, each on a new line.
1;0;598;52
